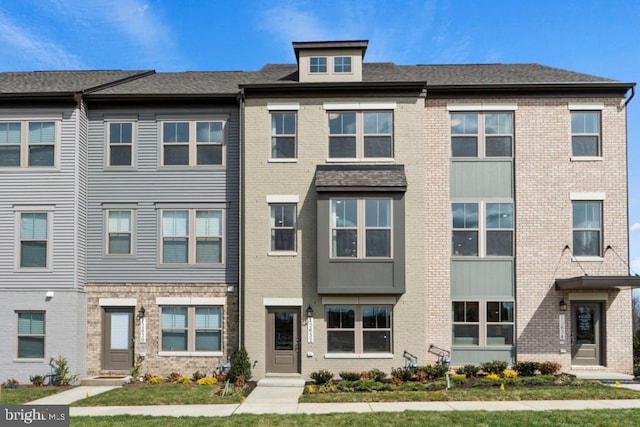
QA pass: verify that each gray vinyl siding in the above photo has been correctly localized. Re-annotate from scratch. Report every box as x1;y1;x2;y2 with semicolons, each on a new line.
86;108;239;283
450;160;513;199
451;259;514;298
0;108;84;290
75;102;89;290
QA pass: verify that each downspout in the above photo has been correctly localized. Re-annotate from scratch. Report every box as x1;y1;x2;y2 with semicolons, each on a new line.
625;85;635;108
237;88;245;349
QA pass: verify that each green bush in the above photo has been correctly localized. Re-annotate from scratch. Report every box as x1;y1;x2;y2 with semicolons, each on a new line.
538;361;561;376
634;364;640;378
310;369;334;385
229;347;252;382
339;371;361;381
634;328;640;364
416;364;448;380
53;355;78;386
2;378;19;389
29;375;45;387
480;360;508;375
367;368;386;382
192;370;206;381
130;355;144;380
391;367;414;381
512;361;538;377
167;372;182;383
455;364;480;377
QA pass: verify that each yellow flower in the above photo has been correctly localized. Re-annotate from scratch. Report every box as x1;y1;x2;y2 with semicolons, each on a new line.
306;385;315;394
503;369;518;379
486;373;499;380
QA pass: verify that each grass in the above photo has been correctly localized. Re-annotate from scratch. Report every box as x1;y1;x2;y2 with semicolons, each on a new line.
299;384;640;403
71;384;244;406
70;409;640;426
0;387;60;404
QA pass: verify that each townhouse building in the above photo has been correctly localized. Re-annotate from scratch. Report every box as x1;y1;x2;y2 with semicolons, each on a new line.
0;40;636;384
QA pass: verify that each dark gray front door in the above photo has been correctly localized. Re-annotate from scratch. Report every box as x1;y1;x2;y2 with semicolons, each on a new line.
571;302;602;366
266;307;300;374
102;308;134;370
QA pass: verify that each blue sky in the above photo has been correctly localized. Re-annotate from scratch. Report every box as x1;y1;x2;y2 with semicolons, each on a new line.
1;0;639;269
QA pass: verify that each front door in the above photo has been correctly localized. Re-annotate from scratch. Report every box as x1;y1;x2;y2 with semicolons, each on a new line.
266;307;300;374
571;302;603;366
102;307;134;370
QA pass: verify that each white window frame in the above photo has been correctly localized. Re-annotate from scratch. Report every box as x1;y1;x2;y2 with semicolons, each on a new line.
16;311;46;359
570;110;601;158
330;197;393;259
269;203;297;254
106;209;134;256
334;56;352;73
160;208;225;265
309;56;328;73
159;304;224;356
452;201;514;258
0;120;58;168
325;305;393;355
326;110;394;160
160;119;226;167
15;206;53;271
572;200;603;259
106;121;135;167
450;111;514;158
452;300;514;347
270;111;297;160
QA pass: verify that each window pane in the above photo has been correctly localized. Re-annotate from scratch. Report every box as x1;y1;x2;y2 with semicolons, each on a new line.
451;113;477;134
18;337;44;358
326;306;355;328
163;238;188;263
0;145;20;166
329;113;356;134
162;331;187;351
196;210;221;236
272;137;295;158
21;213;47;239
329;136;356;158
452;302;478;322
162;307;187;328
452;136;478;157
163;211;188;236
196;331;221;351
573;231;600;256
109;234;131;254
364;136;392;157
363;331;391;352
501;302;514;322
196;122;223;142
109;123;133;144
364;112;392;134
28;122;55;143
572;136;599;156
453;325;478;345
28;145;54;166
164;145;189;165
485;136;512;157
21;241;46;267
161;307;187;351
196;237;221;263
366;230;390;257
334;57;351;73
110;146;132;166
195;307;221;328
487;302;500;322
272;113;295;135
452;203;478;229
486;231;513;256
332;199;357;227
452;231;478;256
485;113;512;134
109;211;131;232
197;144;222;165
327;331;354;352
573;202;601;228
0;122;20;142
365;199;390;227
362;306;391;328
163;123;189;142
272;229;295;251
571;112;599;133
18;312;44;334
310;57;327;73
487;325;514;345
486;203;513;228
332;229;357;257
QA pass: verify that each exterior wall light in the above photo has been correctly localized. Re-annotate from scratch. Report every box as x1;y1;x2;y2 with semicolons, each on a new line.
306;304;314;318
138;306;146;319
559;299;568;312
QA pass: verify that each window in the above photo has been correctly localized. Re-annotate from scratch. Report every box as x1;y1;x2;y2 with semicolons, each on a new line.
17;312;45;358
270;204;296;252
328;111;393;159
573;201;602;256
452;301;514;346
161;209;223;264
161;306;222;352
334;57;352;73
162;120;224;166
571;111;600;157
452;202;513;257
310;57;327;73
0;121;55;167
326;305;392;353
107;210;132;255
108;122;133;166
331;198;391;258
451;112;513;157
20;212;48;268
271;112;296;159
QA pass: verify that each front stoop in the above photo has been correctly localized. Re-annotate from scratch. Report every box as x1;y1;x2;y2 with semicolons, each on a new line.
81;375;131;386
258;377;306;387
564;370;636;381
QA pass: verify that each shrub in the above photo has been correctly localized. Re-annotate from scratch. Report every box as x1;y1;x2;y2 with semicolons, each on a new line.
2;378;19;389
391;367;414;382
172;375;191;384
538;361;561;376
512;361;538;377
355;379;381;391
503;369;518;379
367;368;386;382
450;373;467;386
455;364;480;377
30;375;45;387
235;375;245;387
196;377;218;385
53;355;78;386
416;364;448;380
192;371;206;381
480;360;508;375
229;347;252;382
310;369;334;385
167;372;182;383
145;376;163;385
318;382;338;393
634;364;640;378
339;371;361;381
130;355;144;380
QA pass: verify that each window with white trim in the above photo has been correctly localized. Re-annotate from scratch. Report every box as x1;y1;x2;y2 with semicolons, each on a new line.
161;120;224;166
270;204;296;252
271;112;296;159
328;111;393;159
334;57;352;73
161;306;222;352
451;112;513;157
161;209;223;264
572;201;602;257
17;311;45;358
331;198;392;258
0;121;56;167
326;305;392;353
19;212;49;268
107;122;134;166
452;301;514;346
107;210;132;255
571;111;600;157
452;202;513;257
310;57;327;73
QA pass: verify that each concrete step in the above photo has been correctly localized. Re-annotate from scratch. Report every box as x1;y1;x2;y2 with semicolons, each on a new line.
564;370;635;381
258;377;306;387
81;375;131;386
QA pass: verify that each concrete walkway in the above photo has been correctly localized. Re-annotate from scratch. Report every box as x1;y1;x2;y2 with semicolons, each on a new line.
25;376;640;418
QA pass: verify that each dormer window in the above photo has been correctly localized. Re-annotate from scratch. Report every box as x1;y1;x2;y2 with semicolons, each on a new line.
334;57;352;73
310;57;327;73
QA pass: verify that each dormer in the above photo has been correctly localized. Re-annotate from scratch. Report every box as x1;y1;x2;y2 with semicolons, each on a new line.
293;40;368;83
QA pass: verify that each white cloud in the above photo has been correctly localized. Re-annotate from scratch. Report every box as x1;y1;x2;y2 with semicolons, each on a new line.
0;11;84;70
631;223;640;232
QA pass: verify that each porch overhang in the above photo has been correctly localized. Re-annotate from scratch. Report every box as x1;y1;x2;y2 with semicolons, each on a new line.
315;165;407;192
555;275;640;291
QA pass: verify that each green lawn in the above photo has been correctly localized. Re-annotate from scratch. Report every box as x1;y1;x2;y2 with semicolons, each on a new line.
0;387;59;404
70;409;640;427
72;384;243;406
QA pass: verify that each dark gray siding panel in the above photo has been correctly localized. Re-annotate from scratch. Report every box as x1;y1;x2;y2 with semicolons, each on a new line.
450;160;513;199
86;108;239;283
450;348;514;365
317;193;405;294
451;259;514;298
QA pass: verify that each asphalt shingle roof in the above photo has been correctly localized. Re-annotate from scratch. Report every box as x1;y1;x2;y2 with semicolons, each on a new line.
0;70;152;94
90;72;253;95
315;165;407;191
